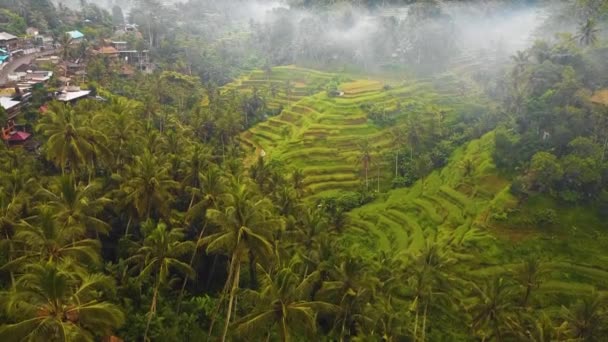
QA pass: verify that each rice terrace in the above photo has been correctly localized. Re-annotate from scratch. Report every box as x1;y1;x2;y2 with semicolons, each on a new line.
0;0;608;341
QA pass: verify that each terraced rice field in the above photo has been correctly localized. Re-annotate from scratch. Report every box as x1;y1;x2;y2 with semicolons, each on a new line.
346;132;512;252
234;65;608;295
237;66;477;198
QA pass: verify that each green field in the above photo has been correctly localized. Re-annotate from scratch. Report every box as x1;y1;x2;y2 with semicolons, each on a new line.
232;65;608;300
237;66;486;198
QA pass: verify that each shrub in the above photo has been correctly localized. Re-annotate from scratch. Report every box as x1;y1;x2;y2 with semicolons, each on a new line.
533;208;558;227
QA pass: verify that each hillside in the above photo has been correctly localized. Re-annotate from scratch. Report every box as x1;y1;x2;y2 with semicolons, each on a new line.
237;66;486;198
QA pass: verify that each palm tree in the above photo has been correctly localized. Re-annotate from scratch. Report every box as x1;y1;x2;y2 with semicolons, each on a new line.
92;97;144;169
510;50;529;77
562;292;608;340
181;144;213;209
202;179;280;342
512;311;569;342
233;265;338;341
514;258;548;308
319;257;379;341
37;175;111;237
0;261;124;341
356;140;373;189
37;102;111;174
390;127;407;177
291;169;305;198
5;208;100;269
127;222;195;341
468;277;518;341
460;158;475;179
121;151;178;221
404;242;458;342
58;33;73;62
405;116;423;160
578;18;600;46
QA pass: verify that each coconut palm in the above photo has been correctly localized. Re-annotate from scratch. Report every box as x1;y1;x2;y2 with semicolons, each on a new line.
5;207;100;269
181;144;213;209
233;265;338;341
291;169;305;198
356;140;373;189
514;258;548;308
405;115;424;160
468;277;518;341
201;178;280;342
37;102;111;174
562;292;608;340
127;222;195;341
512;311;569;342
319;257;380;341
390;126;407;177
37;175;110;237
121;151;179;221
0;261;124;341
578;18;600;47
92;97;144;169
510;50;529;77
58;32;73;61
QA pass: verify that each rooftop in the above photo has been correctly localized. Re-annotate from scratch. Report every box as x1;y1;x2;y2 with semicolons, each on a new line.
0;32;18;41
0;97;20;111
8;131;31;142
591;89;608;106
57;90;91;102
98;46;119;54
66;30;84;40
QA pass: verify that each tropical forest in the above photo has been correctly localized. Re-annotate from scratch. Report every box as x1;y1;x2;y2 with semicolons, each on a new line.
0;0;607;341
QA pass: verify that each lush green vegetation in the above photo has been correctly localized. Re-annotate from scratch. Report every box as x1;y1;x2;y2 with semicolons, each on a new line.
0;0;608;341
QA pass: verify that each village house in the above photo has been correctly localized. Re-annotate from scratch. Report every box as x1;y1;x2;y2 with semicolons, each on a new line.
0;96;22;119
66;30;84;43
1;119;32;146
112;41;128;51
95;46;120;59
0;48;10;67
56;86;91;103
0;32;19;51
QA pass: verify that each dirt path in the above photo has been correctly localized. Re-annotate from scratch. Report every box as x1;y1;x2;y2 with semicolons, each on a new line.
0;49;56;86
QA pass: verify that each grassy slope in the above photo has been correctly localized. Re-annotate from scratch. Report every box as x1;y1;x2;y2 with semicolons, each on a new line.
235;66;608;297
347;131;608;296
237;66;484;199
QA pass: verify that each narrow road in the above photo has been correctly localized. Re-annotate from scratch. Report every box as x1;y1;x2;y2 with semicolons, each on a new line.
0;49;57;86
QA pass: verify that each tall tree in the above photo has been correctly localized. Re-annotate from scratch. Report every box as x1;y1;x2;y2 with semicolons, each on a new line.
0;261;124;341
37;102;111;174
202;179;280;341
127;222;194;341
120;151;178;221
234;265;338;341
577;18;600;46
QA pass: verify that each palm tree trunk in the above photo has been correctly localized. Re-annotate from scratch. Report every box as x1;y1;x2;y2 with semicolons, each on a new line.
221;257;241;342
124;216;132;238
395;151;398;177
377;163;380;192
4;232;15;287
280;316;289;342
177;222;208;313
413;299;419;342
144;275;161;341
522;285;531;308
421;301;428;342
248;250;257;289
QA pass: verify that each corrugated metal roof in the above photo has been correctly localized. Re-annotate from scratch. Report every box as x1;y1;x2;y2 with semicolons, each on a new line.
66;30;84;39
0;32;18;41
0;97;20;110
